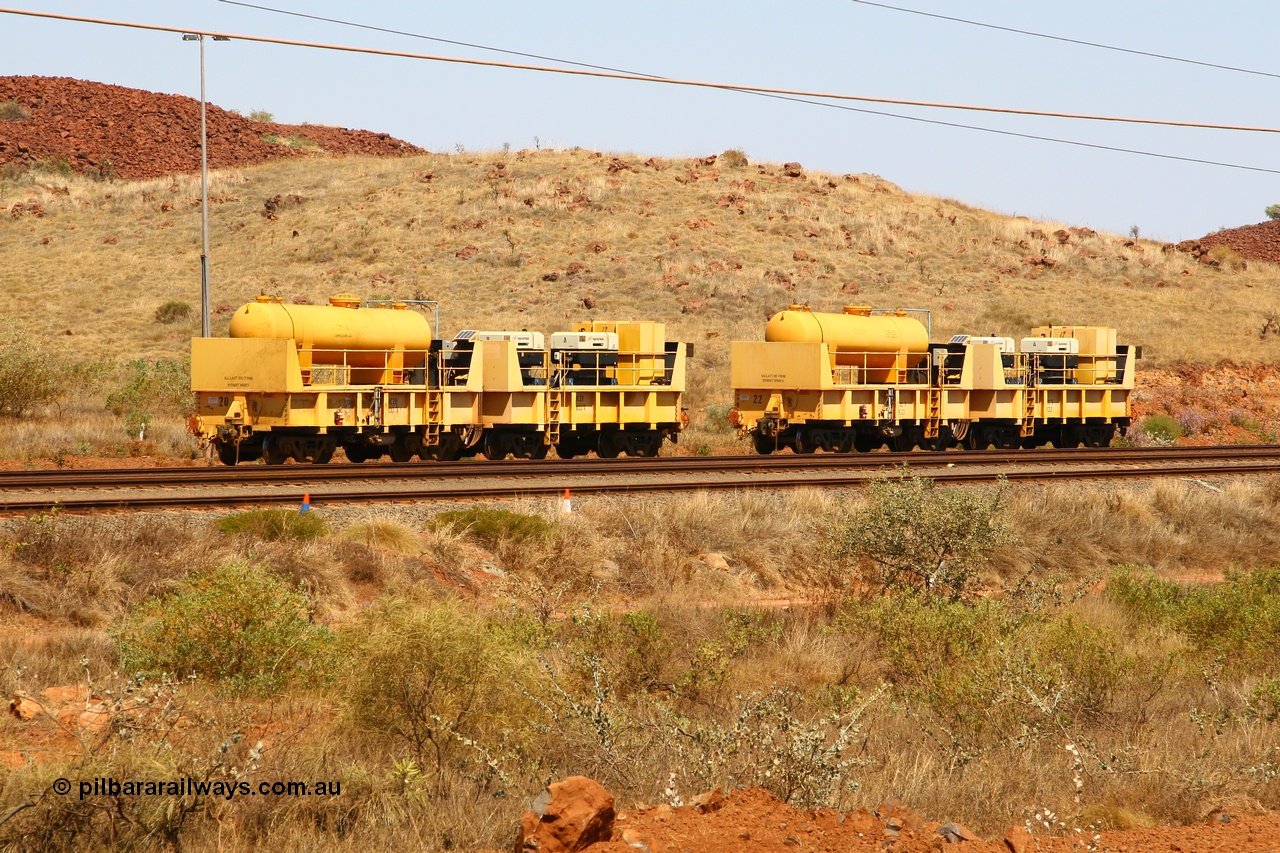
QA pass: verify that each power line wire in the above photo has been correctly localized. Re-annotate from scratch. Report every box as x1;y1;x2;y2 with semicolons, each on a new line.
847;0;1280;80
216;0;643;76
2;6;1275;136
212;1;1280;176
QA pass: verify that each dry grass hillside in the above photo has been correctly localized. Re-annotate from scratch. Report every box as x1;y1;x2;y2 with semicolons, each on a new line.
4;147;1280;458
5;148;1280;364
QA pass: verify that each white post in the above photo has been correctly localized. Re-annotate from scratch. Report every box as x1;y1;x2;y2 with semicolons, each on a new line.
198;34;211;339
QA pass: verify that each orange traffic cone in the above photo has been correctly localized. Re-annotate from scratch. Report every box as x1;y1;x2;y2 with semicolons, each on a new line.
300;493;311;513
561;488;572;514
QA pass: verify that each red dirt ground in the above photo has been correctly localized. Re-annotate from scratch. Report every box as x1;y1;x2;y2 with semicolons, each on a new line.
580;787;1280;853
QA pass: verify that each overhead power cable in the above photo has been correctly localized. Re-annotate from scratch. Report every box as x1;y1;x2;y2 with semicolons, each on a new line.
216;0;1280;177
847;0;1280;80
3;6;1278;137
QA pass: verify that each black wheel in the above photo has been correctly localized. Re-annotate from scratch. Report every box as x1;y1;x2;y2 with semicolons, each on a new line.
216;442;240;466
598;432;622;459
314;443;335;464
429;435;464;462
793;432;816;454
528;442;550;460
638;434;662;458
482;433;509;461
387;434;417;463
891;431;917;452
752;433;777;455
344;444;372;463
263;438;289;465
555;441;582;459
993;429;1020;450
853;433;879;453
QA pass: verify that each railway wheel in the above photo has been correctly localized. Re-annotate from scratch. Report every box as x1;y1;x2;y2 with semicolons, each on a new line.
598;432;623;459
1058;426;1083;449
216;442;241;466
993;428;1020;450
482;433;510;461
926;428;952;452
891;430;917;452
428;435;464;462
527;442;550;460
1084;425;1115;448
752;433;777;455
263;438;290;465
343;444;372;463
387;434;418;463
631;433;662;458
853;433;879;453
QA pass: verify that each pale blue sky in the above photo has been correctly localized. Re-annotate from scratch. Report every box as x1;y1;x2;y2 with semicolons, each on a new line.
3;1;1277;242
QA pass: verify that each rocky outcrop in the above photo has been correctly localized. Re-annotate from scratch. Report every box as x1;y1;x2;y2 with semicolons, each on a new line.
514;776;616;853
0;75;424;181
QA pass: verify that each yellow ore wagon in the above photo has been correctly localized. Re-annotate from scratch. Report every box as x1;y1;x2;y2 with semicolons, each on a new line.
190;294;689;464
729;304;1135;453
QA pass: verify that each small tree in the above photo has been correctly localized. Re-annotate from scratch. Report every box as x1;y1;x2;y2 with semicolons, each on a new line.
1266;203;1280;221
114;562;331;692
838;470;1010;601
0;324;65;416
340;599;535;794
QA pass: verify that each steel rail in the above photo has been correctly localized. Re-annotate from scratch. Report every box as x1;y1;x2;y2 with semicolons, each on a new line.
1;454;1277;514
3;445;1280;491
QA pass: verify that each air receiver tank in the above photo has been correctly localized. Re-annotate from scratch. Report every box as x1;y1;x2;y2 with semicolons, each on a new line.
765;304;928;383
230;293;432;384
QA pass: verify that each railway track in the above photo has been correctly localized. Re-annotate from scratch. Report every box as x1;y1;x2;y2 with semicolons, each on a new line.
1;445;1278;514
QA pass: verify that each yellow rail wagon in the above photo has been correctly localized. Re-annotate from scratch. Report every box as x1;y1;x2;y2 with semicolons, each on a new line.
191;294;689;464
728;305;1135;453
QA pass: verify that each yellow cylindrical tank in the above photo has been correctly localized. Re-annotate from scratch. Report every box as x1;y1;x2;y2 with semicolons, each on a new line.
765;305;928;381
230;294;432;367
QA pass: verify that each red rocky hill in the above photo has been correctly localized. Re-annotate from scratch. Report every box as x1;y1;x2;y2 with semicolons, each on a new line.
1195;219;1280;264
0;75;423;180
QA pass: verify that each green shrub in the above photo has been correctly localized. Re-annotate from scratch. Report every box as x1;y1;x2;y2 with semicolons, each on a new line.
249;109;275;122
719;148;749;168
0;325;65;416
1265;203;1280;221
217;509;328;541
1138;413;1183;445
428;506;551;548
837;471;1010;600
339;598;536;793
114;562;331;692
703;402;733;432
1105;565;1183;622
1249;677;1280;721
105;357;192;435
1107;565;1280;673
841;593;1130;758
0;100;31;121
153;300;193;324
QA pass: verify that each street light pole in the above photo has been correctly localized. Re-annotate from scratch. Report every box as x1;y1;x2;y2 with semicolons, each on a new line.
183;33;229;338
